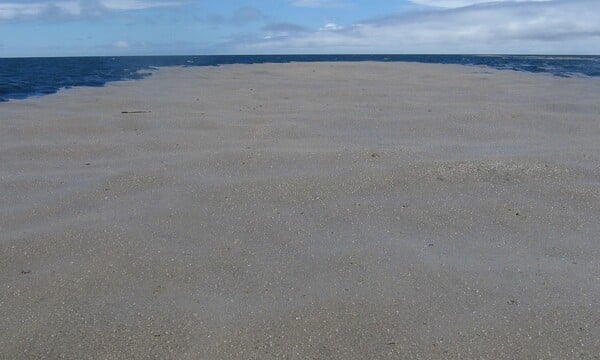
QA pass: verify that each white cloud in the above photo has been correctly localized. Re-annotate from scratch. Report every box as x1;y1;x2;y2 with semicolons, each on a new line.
0;0;182;21
320;22;343;31
239;0;600;54
55;1;81;15
113;40;129;48
99;0;181;11
409;0;551;8
0;3;46;19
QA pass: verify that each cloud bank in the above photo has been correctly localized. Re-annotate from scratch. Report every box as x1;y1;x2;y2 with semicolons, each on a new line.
0;0;182;20
239;0;600;54
409;0;551;8
2;0;599;55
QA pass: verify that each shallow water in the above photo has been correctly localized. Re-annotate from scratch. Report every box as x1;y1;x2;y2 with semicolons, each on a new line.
1;54;599;102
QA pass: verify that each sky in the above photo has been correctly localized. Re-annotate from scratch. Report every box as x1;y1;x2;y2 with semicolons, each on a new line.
0;0;599;57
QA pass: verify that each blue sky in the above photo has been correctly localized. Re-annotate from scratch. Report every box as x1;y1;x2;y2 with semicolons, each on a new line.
1;0;599;57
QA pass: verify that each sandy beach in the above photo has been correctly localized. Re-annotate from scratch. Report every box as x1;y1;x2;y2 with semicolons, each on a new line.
1;62;599;359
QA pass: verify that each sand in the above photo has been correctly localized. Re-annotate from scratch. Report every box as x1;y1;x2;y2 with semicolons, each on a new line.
1;62;599;359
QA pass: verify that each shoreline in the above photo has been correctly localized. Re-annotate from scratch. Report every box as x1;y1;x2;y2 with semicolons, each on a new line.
1;62;599;358
21;64;600;105
2;55;599;103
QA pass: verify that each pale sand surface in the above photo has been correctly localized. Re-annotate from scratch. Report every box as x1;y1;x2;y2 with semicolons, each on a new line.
1;62;599;359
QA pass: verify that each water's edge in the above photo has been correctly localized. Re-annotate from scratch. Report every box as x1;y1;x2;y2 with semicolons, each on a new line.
1;55;599;102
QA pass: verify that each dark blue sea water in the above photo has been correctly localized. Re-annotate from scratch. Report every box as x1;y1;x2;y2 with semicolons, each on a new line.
1;55;599;102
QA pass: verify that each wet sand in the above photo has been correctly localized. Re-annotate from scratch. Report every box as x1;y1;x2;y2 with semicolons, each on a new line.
1;62;599;359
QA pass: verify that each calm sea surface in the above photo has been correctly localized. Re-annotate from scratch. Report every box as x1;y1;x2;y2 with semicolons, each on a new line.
1;55;599;102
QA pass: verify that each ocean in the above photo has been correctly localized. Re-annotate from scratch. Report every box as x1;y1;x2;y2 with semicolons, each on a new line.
1;54;599;102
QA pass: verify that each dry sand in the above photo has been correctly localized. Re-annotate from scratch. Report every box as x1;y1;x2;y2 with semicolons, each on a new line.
1;62;599;359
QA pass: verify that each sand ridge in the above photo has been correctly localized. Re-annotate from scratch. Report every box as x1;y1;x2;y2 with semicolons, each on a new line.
1;62;599;359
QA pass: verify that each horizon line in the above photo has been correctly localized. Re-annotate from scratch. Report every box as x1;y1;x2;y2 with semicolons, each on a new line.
2;53;600;59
